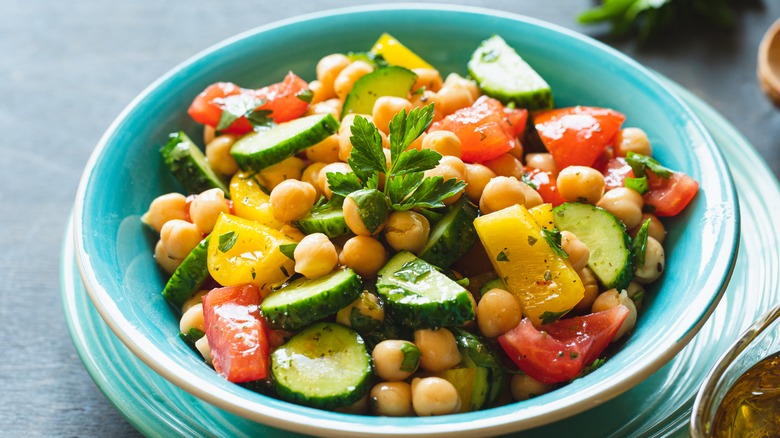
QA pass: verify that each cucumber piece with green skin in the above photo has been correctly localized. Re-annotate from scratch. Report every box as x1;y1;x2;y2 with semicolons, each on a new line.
160;132;228;196
467;35;553;111
231;113;339;171
261;268;362;330
553;202;634;290
294;205;350;238
162;235;210;307
341;66;417;118
376;251;475;329
479;277;507;295
418;198;479;268
271;322;371;409
451;328;506;408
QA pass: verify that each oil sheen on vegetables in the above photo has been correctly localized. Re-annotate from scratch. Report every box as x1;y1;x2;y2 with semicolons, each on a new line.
713;351;780;437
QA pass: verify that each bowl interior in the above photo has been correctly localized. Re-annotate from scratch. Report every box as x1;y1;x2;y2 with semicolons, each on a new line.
74;5;739;436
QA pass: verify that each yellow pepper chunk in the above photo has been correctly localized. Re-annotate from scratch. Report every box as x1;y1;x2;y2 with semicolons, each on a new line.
528;203;554;230
370;33;434;70
474;204;584;326
229;172;286;230
208;212;295;294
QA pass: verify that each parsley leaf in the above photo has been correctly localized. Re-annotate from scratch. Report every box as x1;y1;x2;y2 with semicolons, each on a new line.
347;115;387;182
540;309;569;325
279;243;297;261
632;218;651;269
295;88;313;103
326;172;362;197
388;104;435;167
625;151;674;178
390;148;442;176
392;176;467;211
246;108;274;129
521;172;538;190
385;172;425;206
218;231;237;252
625;176;649;194
541;228;568;259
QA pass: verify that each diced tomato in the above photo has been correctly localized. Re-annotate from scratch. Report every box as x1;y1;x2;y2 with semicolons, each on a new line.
429;96;526;163
498;305;629;384
533;106;625;169
187;73;310;135
601;157;635;191
644;170;699;216
525;169;566;207
202;284;270;383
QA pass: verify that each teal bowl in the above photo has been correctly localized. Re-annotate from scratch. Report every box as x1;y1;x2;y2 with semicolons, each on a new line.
72;4;739;436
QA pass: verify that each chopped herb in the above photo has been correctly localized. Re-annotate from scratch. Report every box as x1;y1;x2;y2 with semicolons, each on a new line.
251;269;257;280
496;251;510;262
527;235;538;246
399;342;422;372
245;108;274;129
279;243;297;261
455;277;470;287
280;265;289;277
632;218;651;268
295;88;314;103
540;309;569;325
218;231;237;252
479;131;487;141
541;228;568;259
544;270;552;282
570;352;579;359
521;172;538;190
412;86;426;95
481;48;500;62
625;176;649;194
394;259;432;283
215;93;262;131
625;151;674;178
579;358;607;378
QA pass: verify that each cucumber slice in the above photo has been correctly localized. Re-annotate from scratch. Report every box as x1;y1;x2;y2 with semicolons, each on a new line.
467;35;553;111
260;268;362;330
160;132;228;196
418;198;479;268
231;113;339;171
376;251;475;329
161;236;210;307
341;66;417;118
294;205;350;238
553;202;634;290
451;328;506;408
271;322;371;409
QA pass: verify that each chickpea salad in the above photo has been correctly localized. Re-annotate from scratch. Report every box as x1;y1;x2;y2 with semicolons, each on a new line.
142;33;699;417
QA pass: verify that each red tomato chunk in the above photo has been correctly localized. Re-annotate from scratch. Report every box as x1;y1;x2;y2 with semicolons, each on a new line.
533;106;625;169
525;169;566;207
601;157;635;191
498;305;629;384
203;284;270;383
644;170;699;216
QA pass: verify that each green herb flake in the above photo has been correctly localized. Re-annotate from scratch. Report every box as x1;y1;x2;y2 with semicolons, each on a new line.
394;259;432;284
399;342;422;373
625;151;674;179
541;228;568;259
527;235;538;246
481;48;500;62
246;108;274;129
496;251;510;262
521;172;538;190
540;309;569;325
295;88;314;103
279;243;297;261
625;176;649;194
570;352;579;360
218;231;238;252
631;218;652;268
544;270;552;282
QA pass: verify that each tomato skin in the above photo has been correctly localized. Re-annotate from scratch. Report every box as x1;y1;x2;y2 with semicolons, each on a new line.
644;170;699;216
601;157;635;191
498;305;629;384
526;169;566;207
533;106;625;169
429;96;524;163
187;73;310;135
202;284;270;383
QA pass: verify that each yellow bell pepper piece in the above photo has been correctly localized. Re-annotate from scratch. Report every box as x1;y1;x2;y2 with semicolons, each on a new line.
370;33;434;70
229;172;286;230
474;204;584;326
208;212;295;294
528;203;554;230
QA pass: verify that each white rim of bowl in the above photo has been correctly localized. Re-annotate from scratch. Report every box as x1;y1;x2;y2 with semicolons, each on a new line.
72;3;739;436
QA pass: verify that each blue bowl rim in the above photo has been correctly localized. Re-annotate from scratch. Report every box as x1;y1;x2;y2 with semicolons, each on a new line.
72;3;740;436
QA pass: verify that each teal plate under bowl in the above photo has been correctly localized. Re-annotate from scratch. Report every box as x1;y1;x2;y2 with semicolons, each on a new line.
70;5;739;436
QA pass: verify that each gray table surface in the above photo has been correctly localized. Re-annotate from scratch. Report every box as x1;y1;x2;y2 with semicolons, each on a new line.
2;0;779;436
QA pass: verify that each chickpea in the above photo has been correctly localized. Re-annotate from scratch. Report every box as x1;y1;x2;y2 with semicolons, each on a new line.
508;140;525;159
318;162;352;199
306;97;342;120
573;267;599;314
371;340;420;381
372;96;412;134
336;291;384;332
414;328;461;372
301;162;327;198
525;153;558;175
154;239;182;274
205;134;239;176
160;219;203;260
181;290;208;313
339;236;388;278
625;281;646;311
422;130;462;158
141;193;188;233
305;134;341;164
256;156;306;191
556;166;605;204
510;373;556;401
476;288;522;338
270;180;317;222
560;231;590;271
293;233;338;279
179;303;205;334
596;187;644;229
316;53;351;100
442;73;480;100
483;153;523;179
522;184;544;208
479;176;526;214
189;188;230;235
615;127;653;157
464;163;496;202
334;60;374;100
433;86;474;116
631;213;666;244
412;68;443;93
307;79;327;104
370;381;414;417
411;377;461;416
343;195;386;236
335;392;369;415
424;156;466;205
195;335;212;365
203;125;215;146
592;289;637;341
384;211;430;253
634;236;665;284
280;224;305;242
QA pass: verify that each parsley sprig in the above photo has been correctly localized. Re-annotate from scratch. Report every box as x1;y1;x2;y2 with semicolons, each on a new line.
327;104;466;214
